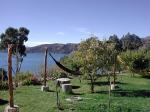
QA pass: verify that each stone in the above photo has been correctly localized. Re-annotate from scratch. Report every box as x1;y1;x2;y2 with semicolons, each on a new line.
41;85;49;91
4;105;19;112
111;84;119;90
66;96;82;102
56;78;70;86
61;84;72;94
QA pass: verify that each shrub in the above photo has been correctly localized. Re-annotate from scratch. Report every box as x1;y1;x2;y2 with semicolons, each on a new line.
0;81;8;90
15;72;32;81
22;78;32;86
30;76;42;85
120;50;150;73
15;72;42;86
0;68;7;81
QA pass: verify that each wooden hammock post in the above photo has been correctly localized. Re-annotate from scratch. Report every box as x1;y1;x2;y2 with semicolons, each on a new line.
8;44;14;107
41;47;49;92
5;44;19;112
44;47;48;86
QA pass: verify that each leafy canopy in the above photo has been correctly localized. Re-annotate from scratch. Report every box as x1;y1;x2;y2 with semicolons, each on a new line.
0;27;29;56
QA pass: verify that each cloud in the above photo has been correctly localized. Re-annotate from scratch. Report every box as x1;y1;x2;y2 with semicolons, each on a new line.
25;41;50;47
75;27;91;35
56;32;65;36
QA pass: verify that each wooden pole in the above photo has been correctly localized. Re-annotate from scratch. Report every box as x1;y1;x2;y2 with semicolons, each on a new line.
44;47;48;86
113;64;116;85
8;44;14;107
2;69;3;83
113;55;116;85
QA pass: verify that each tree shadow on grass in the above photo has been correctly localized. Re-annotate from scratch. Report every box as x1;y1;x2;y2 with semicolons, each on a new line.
92;81;126;86
71;92;84;95
72;85;80;89
47;90;55;92
0;99;8;105
96;89;150;97
113;90;150;97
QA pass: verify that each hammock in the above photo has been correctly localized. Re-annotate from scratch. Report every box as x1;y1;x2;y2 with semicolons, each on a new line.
49;53;81;76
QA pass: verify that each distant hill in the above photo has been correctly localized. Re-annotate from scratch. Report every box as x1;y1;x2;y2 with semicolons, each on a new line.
1;37;149;54
26;43;78;54
142;36;150;48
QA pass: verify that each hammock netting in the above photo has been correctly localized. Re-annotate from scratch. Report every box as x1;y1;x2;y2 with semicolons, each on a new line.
48;53;81;76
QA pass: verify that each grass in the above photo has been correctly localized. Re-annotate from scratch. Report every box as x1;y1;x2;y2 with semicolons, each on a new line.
0;73;150;112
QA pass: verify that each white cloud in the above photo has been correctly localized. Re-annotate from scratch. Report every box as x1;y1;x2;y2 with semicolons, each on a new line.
74;27;102;38
56;32;65;36
75;27;91;35
25;41;50;47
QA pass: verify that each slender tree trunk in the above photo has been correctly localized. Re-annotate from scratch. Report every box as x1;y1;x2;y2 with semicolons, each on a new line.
8;44;14;107
113;64;116;85
108;72;111;112
15;45;20;87
16;55;19;75
89;74;94;93
113;56;116;85
79;75;81;83
44;48;48;86
15;44;20;75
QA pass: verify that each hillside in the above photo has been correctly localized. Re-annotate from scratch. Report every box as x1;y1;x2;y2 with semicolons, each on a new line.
26;43;78;54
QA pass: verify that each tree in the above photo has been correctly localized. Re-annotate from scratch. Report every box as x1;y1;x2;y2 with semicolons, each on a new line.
108;35;122;85
0;27;29;75
119;50;149;75
72;37;105;93
109;34;122;52
121;33;143;51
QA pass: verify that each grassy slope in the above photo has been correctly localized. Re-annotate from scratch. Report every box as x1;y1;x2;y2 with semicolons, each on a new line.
0;74;150;112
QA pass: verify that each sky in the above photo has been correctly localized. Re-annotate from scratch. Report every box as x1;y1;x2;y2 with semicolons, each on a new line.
0;0;150;47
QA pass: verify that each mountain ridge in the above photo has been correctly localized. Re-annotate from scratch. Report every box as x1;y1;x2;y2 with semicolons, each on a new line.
26;36;150;53
26;43;78;54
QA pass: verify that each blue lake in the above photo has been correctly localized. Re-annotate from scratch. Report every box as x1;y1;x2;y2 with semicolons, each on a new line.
0;52;66;73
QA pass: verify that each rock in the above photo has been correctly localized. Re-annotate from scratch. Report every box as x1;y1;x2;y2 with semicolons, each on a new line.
4;105;19;112
111;84;119;90
61;84;72;94
41;85;49;91
66;96;82;102
56;78;70;86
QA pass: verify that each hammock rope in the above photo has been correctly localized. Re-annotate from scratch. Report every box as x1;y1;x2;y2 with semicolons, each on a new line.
48;53;81;76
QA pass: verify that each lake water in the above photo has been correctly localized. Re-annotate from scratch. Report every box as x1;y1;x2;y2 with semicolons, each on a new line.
0;52;66;74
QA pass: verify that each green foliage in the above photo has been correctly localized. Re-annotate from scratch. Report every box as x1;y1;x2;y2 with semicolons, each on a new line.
37;64;62;79
0;27;29;75
60;37;122;92
132;57;149;71
0;75;150;112
15;72;33;81
22;77;42;86
120;50;150;72
0;81;8;90
15;72;42;86
75;37;104;73
48;66;62;79
109;34;122;52
60;55;78;71
121;33;143;51
72;37;105;92
0;27;29;56
22;79;32;86
0;68;7;81
0;68;8;90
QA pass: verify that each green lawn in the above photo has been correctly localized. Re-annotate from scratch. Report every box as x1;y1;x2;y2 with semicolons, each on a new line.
0;73;150;112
